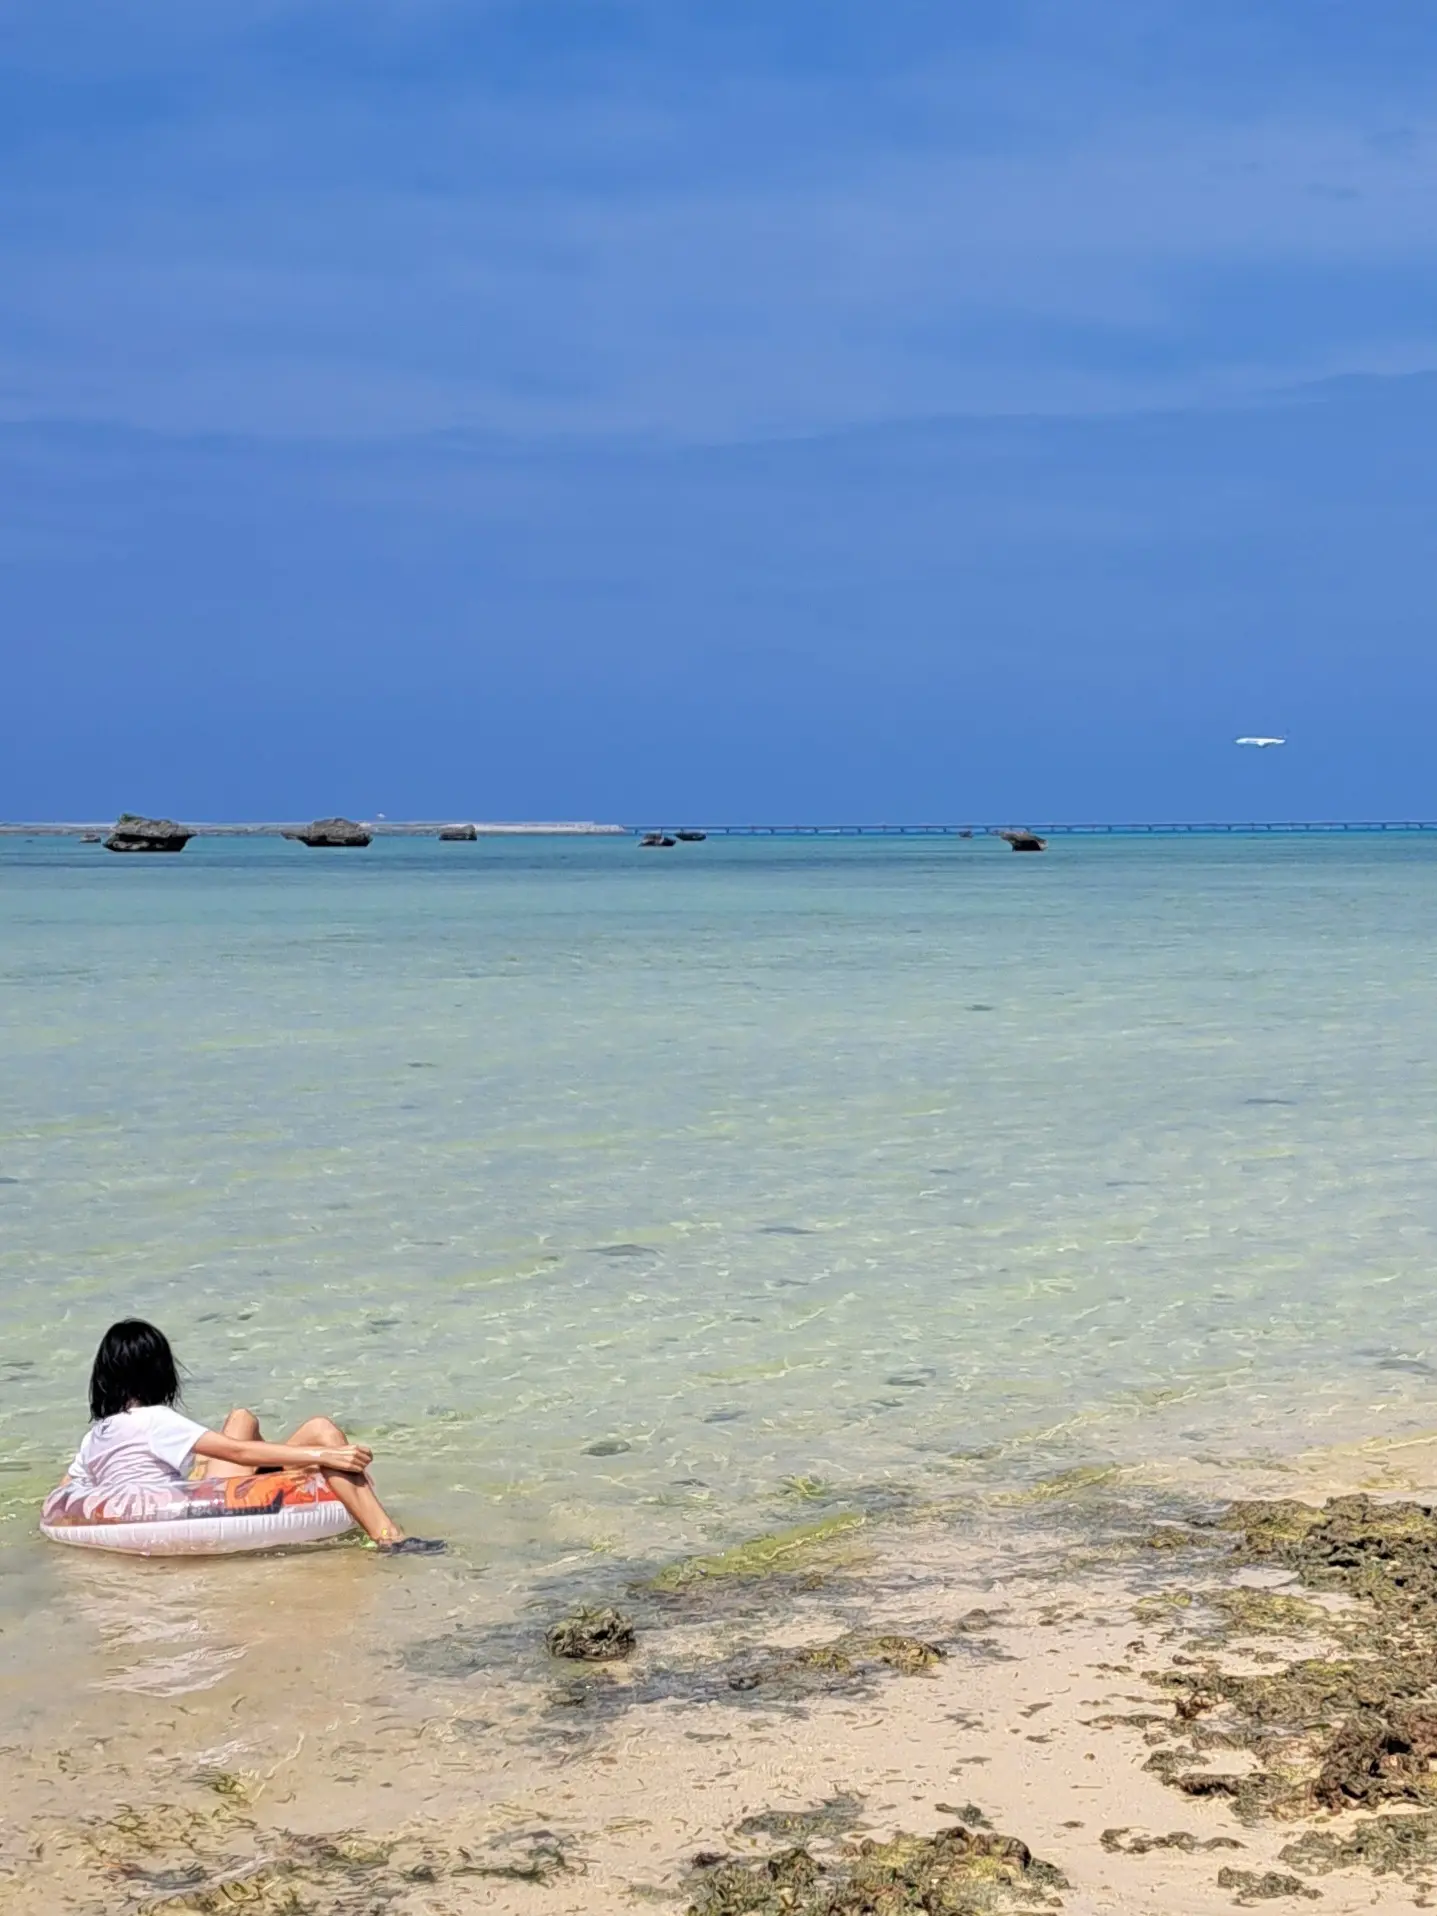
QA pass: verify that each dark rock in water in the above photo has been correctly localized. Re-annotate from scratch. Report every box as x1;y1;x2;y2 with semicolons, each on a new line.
104;813;192;853
675;830;707;842
80;832;103;844
998;829;1046;852
546;1605;636;1661
283;816;372;848
640;832;677;848
582;1438;632;1456
438;823;478;841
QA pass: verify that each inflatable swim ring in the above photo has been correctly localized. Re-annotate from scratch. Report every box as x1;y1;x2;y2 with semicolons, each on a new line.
41;1470;355;1556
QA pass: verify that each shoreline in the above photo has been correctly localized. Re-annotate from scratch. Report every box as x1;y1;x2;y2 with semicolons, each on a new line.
9;1432;1437;1911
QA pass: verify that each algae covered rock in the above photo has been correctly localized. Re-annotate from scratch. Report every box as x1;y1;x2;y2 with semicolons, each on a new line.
690;1846;820;1914
546;1605;636;1661
688;1822;1066;1914
1312;1704;1437;1810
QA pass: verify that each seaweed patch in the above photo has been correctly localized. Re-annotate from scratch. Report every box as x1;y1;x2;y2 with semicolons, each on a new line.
1100;1827;1243;1855
721;1632;944;1702
687;1820;1066;1915
1279;1811;1437;1882
1214;1865;1320;1903
67;1800;578;1912
1140;1496;1437;1835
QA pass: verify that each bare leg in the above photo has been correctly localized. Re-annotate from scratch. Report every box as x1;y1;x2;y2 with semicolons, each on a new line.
283;1416;408;1545
199;1408;263;1480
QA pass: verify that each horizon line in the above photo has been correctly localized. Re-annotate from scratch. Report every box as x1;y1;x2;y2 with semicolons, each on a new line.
5;820;1437;839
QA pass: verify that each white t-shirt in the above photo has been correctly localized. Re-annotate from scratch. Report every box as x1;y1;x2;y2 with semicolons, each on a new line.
66;1404;210;1498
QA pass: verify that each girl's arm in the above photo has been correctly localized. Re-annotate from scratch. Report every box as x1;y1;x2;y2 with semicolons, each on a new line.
192;1431;373;1475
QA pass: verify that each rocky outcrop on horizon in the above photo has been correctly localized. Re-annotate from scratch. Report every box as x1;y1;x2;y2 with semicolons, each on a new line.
438;823;478;841
104;813;192;853
282;817;373;848
998;829;1046;852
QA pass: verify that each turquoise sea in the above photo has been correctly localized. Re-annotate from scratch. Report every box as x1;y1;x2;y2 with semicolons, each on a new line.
4;832;1437;1588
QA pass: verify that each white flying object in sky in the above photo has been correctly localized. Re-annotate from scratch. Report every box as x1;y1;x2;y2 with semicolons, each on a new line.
1235;736;1286;747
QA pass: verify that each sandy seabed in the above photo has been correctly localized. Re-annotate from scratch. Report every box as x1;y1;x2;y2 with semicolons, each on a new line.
8;1433;1437;1914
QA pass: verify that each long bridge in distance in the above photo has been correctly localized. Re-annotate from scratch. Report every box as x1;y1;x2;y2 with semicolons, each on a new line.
4;820;1437;838
652;821;1437;836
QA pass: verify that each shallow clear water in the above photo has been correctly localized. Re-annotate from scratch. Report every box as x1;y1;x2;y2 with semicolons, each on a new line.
4;832;1437;1584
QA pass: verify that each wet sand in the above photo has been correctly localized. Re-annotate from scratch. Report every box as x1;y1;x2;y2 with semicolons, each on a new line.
8;1432;1437;1912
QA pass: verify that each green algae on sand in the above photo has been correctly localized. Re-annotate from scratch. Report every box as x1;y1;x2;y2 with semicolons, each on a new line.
786;1632;943;1679
62;1798;578;1912
1214;1865;1319;1903
723;1631;945;1701
1279;1811;1437;1881
1226;1492;1437;1610
646;1512;866;1593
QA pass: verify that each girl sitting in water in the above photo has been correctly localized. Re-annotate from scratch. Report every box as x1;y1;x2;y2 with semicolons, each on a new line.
59;1319;443;1554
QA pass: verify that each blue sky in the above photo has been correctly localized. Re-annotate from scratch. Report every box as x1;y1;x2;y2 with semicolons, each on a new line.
3;2;1436;819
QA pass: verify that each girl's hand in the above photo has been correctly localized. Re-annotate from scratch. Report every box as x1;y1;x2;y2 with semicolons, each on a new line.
319;1444;372;1474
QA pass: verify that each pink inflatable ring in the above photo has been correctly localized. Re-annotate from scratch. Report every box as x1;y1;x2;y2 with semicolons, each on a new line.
42;1470;355;1556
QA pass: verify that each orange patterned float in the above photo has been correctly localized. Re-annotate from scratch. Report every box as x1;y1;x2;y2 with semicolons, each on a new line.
41;1470;355;1555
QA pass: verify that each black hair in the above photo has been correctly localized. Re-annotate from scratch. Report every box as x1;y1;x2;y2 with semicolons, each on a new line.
88;1319;182;1423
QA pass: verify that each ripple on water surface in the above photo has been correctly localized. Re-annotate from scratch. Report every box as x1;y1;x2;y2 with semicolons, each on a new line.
4;833;1437;1589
